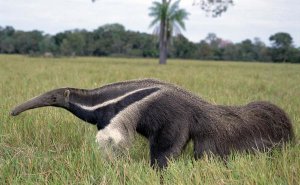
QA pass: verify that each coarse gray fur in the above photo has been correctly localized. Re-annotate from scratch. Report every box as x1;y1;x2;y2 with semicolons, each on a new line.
11;79;294;168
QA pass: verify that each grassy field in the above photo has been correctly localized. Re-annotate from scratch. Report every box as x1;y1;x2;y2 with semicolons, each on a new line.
0;55;299;184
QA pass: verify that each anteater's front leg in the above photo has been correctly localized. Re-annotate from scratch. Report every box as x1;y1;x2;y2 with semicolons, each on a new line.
95;122;133;156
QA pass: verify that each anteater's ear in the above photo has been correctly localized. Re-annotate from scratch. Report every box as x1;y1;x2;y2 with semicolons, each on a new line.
64;89;70;99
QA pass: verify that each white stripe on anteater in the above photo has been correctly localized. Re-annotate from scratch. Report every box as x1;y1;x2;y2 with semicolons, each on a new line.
74;87;156;111
95;90;161;148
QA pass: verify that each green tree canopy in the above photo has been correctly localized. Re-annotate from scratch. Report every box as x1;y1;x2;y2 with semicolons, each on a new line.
269;32;293;48
269;32;294;62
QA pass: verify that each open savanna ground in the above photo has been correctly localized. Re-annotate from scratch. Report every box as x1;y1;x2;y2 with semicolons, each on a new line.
0;55;299;184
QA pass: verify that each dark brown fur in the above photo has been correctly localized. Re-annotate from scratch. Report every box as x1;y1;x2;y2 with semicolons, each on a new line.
11;79;294;169
135;81;294;168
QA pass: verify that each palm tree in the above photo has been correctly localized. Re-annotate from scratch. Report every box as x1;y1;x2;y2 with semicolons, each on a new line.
149;0;189;64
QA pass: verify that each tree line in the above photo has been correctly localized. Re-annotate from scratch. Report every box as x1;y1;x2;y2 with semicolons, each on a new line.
0;24;299;63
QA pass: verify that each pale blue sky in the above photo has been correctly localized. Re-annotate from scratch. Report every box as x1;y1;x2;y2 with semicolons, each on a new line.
1;0;299;46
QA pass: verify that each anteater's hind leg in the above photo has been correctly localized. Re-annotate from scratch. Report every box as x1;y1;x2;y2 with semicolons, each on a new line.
193;137;233;167
150;138;189;169
193;136;221;160
149;123;190;169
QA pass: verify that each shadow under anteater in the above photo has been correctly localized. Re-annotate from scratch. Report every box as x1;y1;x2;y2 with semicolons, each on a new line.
11;79;294;168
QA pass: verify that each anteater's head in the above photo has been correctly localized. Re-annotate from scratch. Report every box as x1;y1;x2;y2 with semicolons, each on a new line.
11;88;70;116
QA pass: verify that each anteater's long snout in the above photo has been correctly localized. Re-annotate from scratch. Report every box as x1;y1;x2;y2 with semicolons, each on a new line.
11;97;45;116
10;88;69;117
10;93;53;116
11;109;20;116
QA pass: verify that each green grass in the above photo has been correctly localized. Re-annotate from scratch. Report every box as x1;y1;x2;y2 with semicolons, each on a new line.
0;55;299;184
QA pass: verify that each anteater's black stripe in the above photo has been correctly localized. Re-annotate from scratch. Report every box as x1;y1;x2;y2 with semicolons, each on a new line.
68;87;160;129
95;87;160;129
70;85;140;106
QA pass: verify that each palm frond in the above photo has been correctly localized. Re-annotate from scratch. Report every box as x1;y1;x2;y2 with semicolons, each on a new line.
168;0;180;15
148;0;189;41
149;17;160;28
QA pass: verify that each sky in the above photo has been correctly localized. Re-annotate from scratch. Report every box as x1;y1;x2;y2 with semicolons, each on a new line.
1;0;300;46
